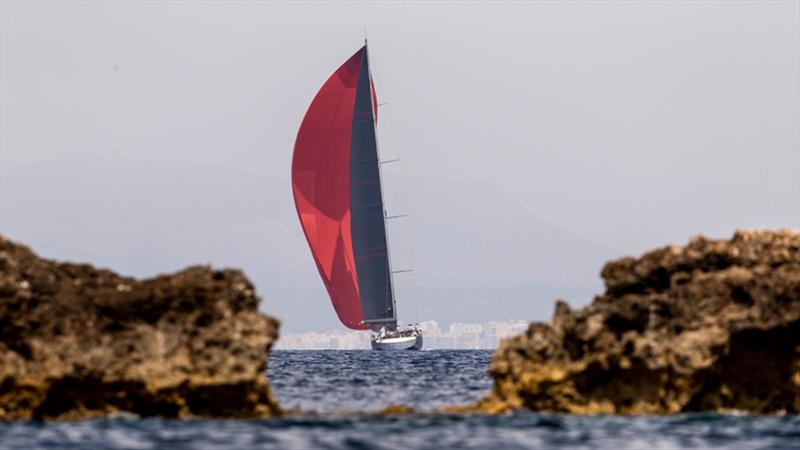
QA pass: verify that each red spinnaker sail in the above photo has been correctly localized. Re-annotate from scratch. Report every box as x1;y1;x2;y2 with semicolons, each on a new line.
292;48;367;330
292;45;395;331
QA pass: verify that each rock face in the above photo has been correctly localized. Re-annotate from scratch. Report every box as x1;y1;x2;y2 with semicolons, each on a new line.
484;229;800;414
0;236;282;420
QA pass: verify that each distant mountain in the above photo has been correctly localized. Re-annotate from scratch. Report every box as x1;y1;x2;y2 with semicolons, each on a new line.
1;159;617;331
392;175;616;325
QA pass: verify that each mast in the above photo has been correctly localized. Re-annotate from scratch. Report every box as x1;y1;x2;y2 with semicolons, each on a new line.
365;40;399;330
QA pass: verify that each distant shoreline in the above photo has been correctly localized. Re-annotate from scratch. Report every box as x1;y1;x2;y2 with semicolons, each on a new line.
275;320;528;350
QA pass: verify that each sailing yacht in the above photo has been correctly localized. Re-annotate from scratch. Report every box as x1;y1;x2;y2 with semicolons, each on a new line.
291;42;422;350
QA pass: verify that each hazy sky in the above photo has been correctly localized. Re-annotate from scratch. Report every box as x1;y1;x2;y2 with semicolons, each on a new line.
1;1;798;331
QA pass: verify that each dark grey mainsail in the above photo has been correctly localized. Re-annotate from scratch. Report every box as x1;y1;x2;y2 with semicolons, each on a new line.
349;48;397;330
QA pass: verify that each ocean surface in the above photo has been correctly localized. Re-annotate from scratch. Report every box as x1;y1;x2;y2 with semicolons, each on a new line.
1;350;798;450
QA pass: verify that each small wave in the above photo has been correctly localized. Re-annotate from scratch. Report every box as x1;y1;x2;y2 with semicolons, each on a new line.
2;351;797;450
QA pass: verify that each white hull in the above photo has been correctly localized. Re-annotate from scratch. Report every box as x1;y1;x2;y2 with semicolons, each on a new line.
371;334;423;350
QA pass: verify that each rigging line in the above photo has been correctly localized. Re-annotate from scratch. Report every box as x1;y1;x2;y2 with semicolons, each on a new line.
387;107;419;287
372;74;420;294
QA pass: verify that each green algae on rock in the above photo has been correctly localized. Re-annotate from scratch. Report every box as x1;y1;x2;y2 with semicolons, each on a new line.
482;229;800;415
0;235;282;420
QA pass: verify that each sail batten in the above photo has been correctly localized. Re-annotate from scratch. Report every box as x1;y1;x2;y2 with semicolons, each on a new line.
292;45;397;331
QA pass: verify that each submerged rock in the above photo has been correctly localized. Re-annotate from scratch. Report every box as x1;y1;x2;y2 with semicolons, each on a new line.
483;229;800;414
0;235;282;420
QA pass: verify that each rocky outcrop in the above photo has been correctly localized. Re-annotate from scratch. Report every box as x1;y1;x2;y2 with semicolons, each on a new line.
0;236;282;420
483;229;800;414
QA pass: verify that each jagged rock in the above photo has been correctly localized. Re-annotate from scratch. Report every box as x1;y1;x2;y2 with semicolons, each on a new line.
0;235;282;420
482;229;800;414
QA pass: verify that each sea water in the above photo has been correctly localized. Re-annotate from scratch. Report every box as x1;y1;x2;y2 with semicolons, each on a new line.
1;350;797;450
